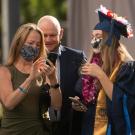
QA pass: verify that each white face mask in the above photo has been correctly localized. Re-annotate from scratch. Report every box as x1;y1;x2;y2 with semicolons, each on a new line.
90;38;103;53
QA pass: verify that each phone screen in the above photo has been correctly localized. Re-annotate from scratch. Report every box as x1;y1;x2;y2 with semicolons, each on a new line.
46;52;58;65
69;97;88;110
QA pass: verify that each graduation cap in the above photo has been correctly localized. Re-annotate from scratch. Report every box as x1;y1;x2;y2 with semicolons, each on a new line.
94;5;133;46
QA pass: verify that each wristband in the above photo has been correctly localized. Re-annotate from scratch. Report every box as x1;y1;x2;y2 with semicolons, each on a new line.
18;86;28;94
50;83;60;89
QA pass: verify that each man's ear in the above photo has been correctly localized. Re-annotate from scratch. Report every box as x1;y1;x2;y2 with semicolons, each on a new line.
60;28;64;40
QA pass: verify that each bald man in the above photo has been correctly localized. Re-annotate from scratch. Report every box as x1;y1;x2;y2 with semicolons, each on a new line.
38;15;86;135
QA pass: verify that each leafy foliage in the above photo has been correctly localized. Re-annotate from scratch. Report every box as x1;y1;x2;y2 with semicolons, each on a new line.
20;0;67;23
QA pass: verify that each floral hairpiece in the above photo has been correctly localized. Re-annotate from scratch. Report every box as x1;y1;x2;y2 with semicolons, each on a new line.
96;5;133;38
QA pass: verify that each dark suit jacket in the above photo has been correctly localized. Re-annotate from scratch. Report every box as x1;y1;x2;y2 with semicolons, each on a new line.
57;46;86;135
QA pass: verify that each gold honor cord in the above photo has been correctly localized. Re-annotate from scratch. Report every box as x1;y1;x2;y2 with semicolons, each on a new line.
93;61;122;135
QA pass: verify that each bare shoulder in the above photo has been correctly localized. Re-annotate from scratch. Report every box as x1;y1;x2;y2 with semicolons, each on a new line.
0;65;11;78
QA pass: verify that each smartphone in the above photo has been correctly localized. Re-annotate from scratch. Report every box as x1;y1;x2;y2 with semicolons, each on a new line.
69;97;88;111
46;52;58;65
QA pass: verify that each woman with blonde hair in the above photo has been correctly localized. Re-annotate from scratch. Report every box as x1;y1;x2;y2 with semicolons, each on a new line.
73;5;135;135
0;23;62;135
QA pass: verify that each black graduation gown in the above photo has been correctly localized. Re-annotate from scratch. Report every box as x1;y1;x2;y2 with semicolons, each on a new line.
106;61;135;135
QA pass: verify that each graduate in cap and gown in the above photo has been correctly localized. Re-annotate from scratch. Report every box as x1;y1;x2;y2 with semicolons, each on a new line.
73;5;135;135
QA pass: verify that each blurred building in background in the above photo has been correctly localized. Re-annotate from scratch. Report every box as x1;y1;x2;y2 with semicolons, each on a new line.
68;0;135;58
0;0;135;63
1;0;20;63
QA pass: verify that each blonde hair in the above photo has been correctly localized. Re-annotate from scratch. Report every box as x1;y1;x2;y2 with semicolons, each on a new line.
6;23;47;66
102;34;133;76
118;43;134;62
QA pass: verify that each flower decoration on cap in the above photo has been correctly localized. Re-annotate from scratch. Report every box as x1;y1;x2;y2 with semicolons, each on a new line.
95;5;133;38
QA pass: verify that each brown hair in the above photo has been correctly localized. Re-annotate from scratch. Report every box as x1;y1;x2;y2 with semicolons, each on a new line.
6;23;47;66
101;32;133;76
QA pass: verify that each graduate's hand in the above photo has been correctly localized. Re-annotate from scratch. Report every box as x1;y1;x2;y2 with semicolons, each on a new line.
70;96;87;112
81;63;104;79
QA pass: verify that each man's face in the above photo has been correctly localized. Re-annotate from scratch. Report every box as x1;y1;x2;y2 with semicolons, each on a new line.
39;21;63;52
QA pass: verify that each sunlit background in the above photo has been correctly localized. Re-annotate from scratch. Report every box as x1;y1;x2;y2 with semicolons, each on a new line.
0;0;135;63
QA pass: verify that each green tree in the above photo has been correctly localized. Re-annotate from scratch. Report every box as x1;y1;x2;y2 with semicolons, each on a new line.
20;0;67;23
